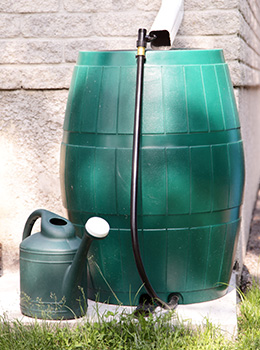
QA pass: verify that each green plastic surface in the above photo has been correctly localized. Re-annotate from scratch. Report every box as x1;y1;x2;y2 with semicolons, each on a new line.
20;210;89;319
60;49;245;305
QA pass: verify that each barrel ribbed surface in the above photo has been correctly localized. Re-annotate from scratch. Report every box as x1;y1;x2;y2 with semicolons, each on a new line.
60;49;244;304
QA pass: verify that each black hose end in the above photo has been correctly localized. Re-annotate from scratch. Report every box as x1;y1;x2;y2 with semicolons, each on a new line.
136;28;147;48
166;294;179;310
134;294;157;318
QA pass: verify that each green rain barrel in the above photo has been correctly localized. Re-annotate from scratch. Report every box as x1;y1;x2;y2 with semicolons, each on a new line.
60;49;245;305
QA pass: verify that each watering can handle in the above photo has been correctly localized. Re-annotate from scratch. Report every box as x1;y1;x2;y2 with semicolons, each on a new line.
22;209;46;240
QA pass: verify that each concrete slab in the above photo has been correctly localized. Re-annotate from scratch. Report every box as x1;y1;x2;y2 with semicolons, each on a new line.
0;270;237;338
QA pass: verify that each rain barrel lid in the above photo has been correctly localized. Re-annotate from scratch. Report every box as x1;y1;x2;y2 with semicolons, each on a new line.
76;49;225;67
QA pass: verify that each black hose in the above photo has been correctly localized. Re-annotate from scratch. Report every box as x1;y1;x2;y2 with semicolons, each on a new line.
130;29;178;311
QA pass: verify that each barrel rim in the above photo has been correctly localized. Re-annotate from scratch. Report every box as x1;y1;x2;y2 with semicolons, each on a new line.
76;49;225;66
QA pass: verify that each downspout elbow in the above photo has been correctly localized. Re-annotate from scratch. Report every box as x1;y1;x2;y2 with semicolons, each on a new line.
149;0;184;49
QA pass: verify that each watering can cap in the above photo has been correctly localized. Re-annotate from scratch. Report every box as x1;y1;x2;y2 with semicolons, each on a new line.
85;217;110;239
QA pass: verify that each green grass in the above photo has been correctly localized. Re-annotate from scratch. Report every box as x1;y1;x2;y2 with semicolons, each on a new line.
0;283;260;350
0;312;231;350
236;281;260;350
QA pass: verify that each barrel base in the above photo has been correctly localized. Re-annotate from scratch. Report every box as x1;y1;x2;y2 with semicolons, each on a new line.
87;285;228;306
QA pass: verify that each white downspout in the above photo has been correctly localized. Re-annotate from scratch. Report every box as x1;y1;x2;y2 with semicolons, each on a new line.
149;0;184;49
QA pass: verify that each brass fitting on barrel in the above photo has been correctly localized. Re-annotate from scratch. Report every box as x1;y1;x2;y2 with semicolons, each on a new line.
136;28;157;57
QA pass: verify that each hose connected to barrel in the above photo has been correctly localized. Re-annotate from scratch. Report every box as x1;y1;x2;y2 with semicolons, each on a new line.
130;28;179;313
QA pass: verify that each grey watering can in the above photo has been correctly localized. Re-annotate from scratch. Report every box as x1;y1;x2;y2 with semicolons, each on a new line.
20;209;109;319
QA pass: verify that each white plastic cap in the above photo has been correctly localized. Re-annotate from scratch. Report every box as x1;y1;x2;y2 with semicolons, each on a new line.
85;217;110;239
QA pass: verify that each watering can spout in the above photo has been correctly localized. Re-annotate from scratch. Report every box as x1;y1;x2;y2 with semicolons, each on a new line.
62;217;110;302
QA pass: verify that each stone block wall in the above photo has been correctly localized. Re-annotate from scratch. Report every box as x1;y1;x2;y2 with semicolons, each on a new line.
0;0;260;272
